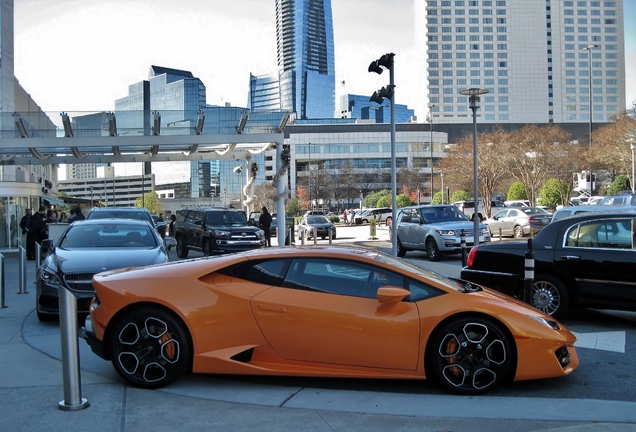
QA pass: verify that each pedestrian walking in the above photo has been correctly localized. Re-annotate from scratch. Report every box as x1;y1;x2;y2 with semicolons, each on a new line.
259;206;273;247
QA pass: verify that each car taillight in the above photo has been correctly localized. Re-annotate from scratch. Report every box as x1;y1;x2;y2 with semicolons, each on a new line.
466;246;478;267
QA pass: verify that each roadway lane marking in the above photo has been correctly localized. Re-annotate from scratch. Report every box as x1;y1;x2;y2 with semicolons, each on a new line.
572;331;625;353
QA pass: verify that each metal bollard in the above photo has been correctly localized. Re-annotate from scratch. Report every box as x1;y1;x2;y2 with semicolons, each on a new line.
460;230;467;267
58;286;89;411
329;227;333;244
18;246;28;294
300;229;305;245
524;238;535;306
35;243;42;278
498;227;503;241
313;227;317;245
0;254;5;308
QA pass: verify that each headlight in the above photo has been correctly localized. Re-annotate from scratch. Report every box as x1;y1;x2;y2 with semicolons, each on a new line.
41;267;62;286
436;230;456;236
481;227;490;235
212;229;231;237
531;316;561;330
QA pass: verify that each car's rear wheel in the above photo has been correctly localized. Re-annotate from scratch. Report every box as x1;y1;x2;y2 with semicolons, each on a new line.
176;237;188;258
109;306;192;389
513;225;524;238
532;274;569;318
397;238;406;257
426;316;513;395
426;238;441;261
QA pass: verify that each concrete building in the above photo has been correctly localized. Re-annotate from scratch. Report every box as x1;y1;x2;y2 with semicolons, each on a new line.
423;0;625;125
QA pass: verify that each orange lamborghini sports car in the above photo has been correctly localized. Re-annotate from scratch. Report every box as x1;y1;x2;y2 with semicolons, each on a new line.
83;245;578;395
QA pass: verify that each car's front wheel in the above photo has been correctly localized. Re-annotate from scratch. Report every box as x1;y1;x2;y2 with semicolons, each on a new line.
202;239;212;256
109;306;192;389
426;316;513;395
397;238;406;257
176;236;188;259
426;237;441;261
513;225;524;238
532;274;569;318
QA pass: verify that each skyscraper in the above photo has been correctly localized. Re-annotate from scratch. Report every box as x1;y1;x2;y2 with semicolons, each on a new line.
424;0;625;124
275;0;336;119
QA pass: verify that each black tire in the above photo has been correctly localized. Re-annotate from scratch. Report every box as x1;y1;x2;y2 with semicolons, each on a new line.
331;231;336;240
397;238;406;257
426;315;513;395
176;236;188;259
532;274;570;318
202;239;212;257
426;237;441;261
109;306;192;389
513;225;524;238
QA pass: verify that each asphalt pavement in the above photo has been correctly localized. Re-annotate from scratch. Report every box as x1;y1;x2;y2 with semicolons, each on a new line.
1;226;635;432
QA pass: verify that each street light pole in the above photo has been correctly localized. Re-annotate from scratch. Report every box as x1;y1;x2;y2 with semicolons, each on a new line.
429;104;436;201
631;140;635;193
460;88;488;248
583;44;597;196
308;142;312;211
369;53;397;256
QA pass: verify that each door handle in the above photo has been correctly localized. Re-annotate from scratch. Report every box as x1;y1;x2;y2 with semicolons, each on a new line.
560;255;581;260
257;304;288;313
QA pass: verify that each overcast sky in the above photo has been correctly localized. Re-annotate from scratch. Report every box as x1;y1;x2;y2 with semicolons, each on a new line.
13;0;636;122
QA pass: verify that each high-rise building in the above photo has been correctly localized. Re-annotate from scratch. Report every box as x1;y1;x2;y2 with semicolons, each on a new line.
339;94;416;123
275;0;336;119
248;73;281;112
424;0;625;124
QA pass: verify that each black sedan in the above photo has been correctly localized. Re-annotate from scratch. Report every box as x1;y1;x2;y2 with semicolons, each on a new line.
36;219;169;321
461;210;636;318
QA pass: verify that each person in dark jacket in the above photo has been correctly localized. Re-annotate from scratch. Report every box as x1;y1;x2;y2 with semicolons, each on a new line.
66;206;85;223
20;209;33;259
169;214;177;236
28;206;48;259
259;206;273;247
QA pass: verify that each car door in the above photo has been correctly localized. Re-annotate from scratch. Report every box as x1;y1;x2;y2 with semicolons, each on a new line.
553;217;636;308
399;208;424;249
187;211;204;248
488;210;508;235
250;258;420;370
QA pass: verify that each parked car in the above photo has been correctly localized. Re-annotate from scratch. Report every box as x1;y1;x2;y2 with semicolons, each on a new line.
391;204;491;261
83;245;578;394
173;208;265;258
485;207;552;238
596;193;636;207
36;219;169;321
461;210;636;318
298;215;336;240
354;207;392;225
454;199;506;221
551;204;626;222
86;207;156;227
504;200;531;208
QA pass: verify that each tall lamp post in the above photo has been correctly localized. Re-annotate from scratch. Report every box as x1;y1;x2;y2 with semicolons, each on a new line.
460;88;488;247
308;142;312;211
583;44;597;196
369;53;397;256
233;163;244;213
630;138;636;193
428;104;436;200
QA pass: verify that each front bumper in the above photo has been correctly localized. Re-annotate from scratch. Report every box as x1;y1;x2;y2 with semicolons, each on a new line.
37;281;94;315
81;314;109;360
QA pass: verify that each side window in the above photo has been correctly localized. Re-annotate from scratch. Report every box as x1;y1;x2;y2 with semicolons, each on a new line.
596;219;633;249
184;211;196;224
408;279;445;302
218;259;290;286
283;258;403;299
192;211;204;226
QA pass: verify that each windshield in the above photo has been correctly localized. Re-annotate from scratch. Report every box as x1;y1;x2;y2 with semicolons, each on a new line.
307;216;329;224
420;206;468;223
60;223;157;248
206;211;247;226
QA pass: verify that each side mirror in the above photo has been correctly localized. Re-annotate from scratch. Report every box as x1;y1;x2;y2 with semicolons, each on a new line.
377;286;410;304
41;238;53;254
247;220;255;226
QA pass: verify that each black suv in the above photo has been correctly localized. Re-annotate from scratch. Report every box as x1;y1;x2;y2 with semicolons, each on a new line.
173;208;265;258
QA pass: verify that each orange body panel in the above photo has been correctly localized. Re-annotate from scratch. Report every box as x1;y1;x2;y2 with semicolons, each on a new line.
89;246;578;383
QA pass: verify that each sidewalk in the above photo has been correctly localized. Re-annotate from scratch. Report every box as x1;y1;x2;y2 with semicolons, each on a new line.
1;249;635;432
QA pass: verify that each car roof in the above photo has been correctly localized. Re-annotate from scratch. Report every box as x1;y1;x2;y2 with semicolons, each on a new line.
69;218;153;226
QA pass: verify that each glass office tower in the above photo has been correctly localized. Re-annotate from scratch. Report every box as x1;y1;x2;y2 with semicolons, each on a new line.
276;0;335;119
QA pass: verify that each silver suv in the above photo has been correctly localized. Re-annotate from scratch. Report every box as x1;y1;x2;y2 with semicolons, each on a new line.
454;199;506;221
392;205;490;261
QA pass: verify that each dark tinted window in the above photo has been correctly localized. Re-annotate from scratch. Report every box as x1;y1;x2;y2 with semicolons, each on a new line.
219;259;290;286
